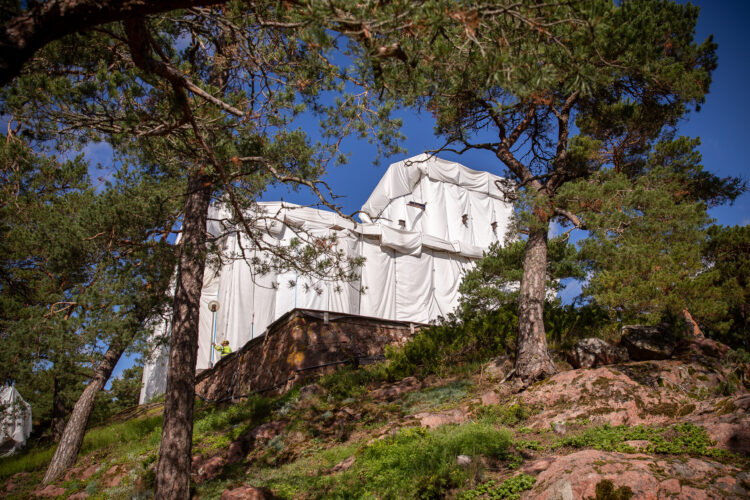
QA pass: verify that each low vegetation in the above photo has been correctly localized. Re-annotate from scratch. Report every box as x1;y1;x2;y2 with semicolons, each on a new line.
554;423;728;459
458;474;536;500
2;298;748;498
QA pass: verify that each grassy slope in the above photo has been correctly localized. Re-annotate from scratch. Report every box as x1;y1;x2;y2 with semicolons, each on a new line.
1;358;747;499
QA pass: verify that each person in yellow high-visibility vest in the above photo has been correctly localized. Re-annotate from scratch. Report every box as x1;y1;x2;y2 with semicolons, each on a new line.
212;339;232;358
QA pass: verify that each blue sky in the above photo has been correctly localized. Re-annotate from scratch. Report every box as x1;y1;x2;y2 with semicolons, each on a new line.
71;1;750;381
259;1;749;226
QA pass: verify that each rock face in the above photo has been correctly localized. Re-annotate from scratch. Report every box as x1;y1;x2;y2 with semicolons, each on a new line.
484;355;514;379
414;408;467;429
520;338;748;435
32;485;66;498
220;485;269;500
192;420;289;484
522;450;748;500
298;383;326;402
369;376;422;400
621;325;675;360
567;338;629;369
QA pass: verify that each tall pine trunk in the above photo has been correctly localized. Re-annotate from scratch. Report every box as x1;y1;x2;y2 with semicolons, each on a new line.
43;342;125;483
515;226;557;383
154;169;212;499
50;377;67;442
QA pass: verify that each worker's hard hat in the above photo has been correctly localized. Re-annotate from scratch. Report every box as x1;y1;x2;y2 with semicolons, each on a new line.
221;340;229;346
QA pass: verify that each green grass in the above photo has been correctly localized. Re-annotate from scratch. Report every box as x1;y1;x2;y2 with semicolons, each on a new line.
402;380;474;413
193;394;271;437
475;403;532;427
0;445;56;480
458;474;536;500
248;422;513;499
0;414;163;481
554;423;727;458
336;423;511;499
319;365;386;400
80;414;163;456
243;441;360;499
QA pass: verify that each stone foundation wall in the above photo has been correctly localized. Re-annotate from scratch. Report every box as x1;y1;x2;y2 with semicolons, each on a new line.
195;309;419;401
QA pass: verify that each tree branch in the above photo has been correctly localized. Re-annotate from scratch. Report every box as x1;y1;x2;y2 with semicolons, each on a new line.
554;207;584;229
1;0;227;87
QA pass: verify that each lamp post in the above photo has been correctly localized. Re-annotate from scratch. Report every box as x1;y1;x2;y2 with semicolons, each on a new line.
208;300;220;368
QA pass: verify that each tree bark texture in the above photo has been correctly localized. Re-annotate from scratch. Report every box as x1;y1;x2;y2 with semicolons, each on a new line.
154;169;212;500
51;377;67;442
515;227;557;383
43;342;126;484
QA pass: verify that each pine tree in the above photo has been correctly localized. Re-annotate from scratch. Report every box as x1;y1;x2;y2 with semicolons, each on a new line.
2;4;405;493
701;225;750;349
560;137;743;327
458;237;584;319
0;132;97;439
357;0;722;382
0;131;179;480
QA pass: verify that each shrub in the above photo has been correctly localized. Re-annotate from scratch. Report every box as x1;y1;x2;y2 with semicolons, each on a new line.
336;423;512;499
384;305;518;381
383;300;612;381
318;365;383;400
475;403;531;427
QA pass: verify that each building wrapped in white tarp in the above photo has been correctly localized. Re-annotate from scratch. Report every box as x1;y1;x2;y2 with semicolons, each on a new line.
140;154;513;403
0;385;32;457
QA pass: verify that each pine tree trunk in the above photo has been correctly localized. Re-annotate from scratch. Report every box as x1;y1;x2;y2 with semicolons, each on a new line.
51;377;67;442
515;226;557;383
154;169;212;500
43;343;125;483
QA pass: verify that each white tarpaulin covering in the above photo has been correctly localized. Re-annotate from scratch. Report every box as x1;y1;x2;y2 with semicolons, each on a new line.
0;385;32;457
139;317;170;404
140;155;513;403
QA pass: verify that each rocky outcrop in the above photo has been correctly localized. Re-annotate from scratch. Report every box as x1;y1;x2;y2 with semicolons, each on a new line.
220;485;270;499
298;383;327;402
520;337;748;436
413;408;467;429
522;450;748;499
32;485;66;498
567;338;629;369
192;420;289;484
63;464;98;481
329;455;356;474
621;325;676;360
369;376;422;400
100;464;128;488
484;355;514;379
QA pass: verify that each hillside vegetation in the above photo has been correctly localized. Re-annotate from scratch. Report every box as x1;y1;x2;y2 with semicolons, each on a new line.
2;328;748;499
